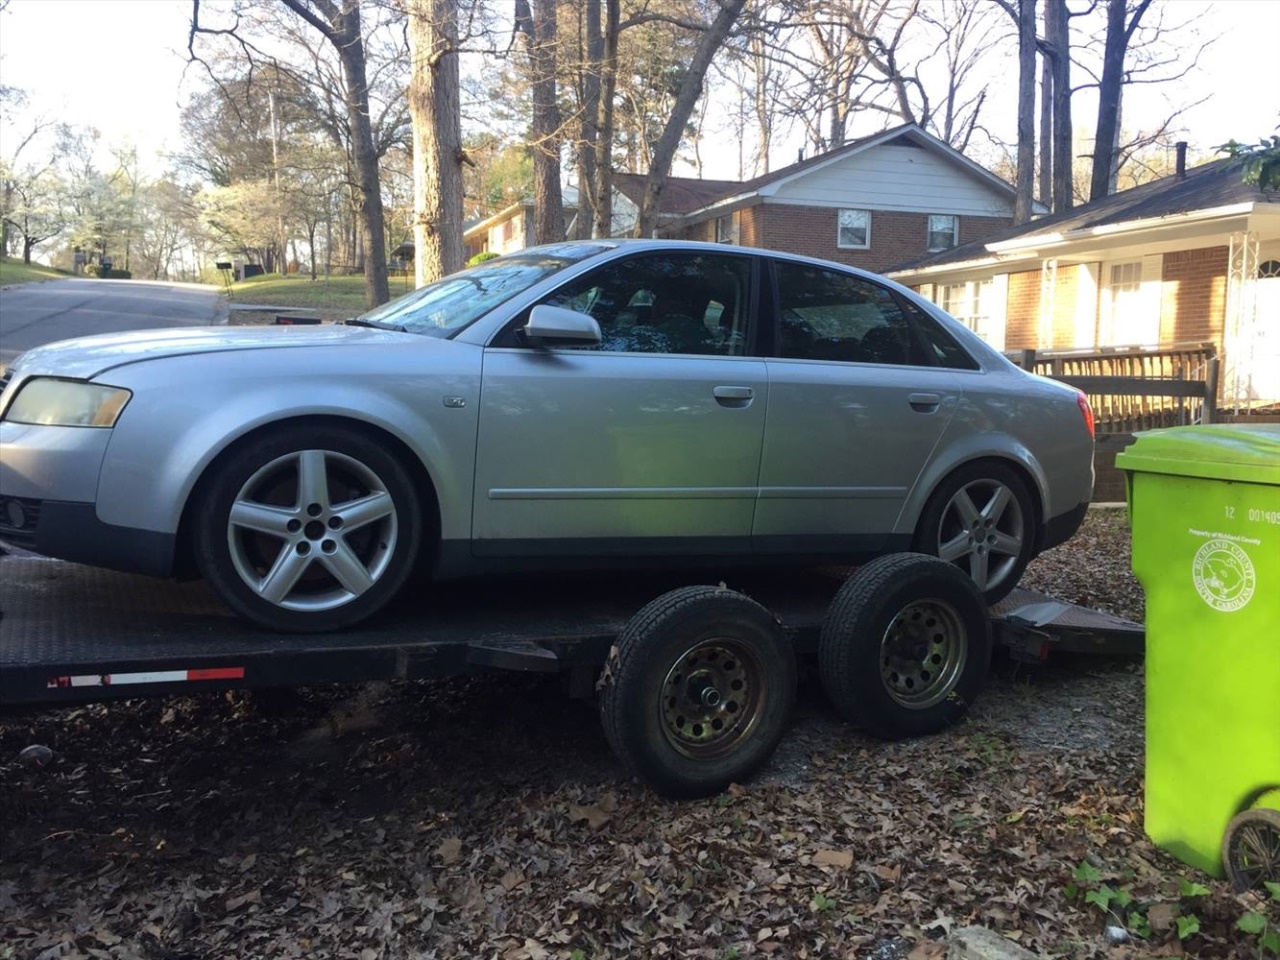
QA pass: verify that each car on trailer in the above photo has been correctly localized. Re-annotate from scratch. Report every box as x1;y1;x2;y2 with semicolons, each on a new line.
0;240;1095;637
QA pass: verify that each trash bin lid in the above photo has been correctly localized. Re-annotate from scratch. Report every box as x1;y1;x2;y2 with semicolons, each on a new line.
1116;424;1280;484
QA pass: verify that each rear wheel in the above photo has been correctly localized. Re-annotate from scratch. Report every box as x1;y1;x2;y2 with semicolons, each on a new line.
599;586;796;798
193;424;423;632
913;462;1036;604
1222;808;1280;892
819;553;991;739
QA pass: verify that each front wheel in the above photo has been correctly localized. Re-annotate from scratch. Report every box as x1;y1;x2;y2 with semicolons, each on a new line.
193;424;423;632
1222;808;1280;892
913;462;1036;604
599;586;796;799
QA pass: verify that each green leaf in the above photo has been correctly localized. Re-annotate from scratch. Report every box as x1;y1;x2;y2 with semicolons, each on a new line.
1114;888;1133;909
1064;883;1079;899
1176;914;1201;940
1074;861;1103;883
1266;880;1280;902
1086;887;1116;912
1177;877;1210;898
1128;909;1151;939
1262;930;1280;955
1238;912;1268;935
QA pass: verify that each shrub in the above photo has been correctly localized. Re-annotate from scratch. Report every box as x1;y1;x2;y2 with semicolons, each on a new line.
467;251;500;266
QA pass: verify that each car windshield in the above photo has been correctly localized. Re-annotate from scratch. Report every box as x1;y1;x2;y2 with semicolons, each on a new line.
353;243;615;337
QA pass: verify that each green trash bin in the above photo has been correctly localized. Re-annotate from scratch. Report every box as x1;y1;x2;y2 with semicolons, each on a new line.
1116;424;1280;880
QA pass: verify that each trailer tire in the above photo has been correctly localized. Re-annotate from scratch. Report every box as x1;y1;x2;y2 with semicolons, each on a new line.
1222;807;1280;892
194;423;423;632
599;586;796;799
819;553;990;740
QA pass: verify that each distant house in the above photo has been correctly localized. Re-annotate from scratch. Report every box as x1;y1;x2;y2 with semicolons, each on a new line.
612;124;1030;274
463;188;580;261
886;153;1280;405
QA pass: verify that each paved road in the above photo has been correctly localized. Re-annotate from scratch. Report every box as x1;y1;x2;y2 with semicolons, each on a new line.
0;279;224;370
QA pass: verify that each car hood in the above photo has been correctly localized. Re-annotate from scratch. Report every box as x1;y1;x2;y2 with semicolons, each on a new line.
8;324;418;381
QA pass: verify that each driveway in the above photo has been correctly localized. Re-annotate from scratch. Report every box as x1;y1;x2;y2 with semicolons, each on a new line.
0;278;224;370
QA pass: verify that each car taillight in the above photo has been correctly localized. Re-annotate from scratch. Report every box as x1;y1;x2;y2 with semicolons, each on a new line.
1077;392;1095;439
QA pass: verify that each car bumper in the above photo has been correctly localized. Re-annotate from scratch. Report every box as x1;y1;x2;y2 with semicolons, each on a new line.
1041;499;1089;552
0;422;176;576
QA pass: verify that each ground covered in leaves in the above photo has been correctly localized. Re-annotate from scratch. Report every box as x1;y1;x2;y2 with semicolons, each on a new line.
1;512;1272;959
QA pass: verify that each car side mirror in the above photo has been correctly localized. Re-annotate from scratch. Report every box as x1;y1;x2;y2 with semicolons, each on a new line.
523;305;602;347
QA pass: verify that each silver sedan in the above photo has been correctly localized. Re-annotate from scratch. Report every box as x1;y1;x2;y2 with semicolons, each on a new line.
0;241;1094;631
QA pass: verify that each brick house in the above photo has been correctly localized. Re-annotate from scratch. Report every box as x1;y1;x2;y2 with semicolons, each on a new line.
612;124;1026;273
886;154;1280;406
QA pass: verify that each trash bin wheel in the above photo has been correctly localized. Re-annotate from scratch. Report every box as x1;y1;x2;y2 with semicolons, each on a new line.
1222;807;1280;892
819;553;992;740
598;586;796;799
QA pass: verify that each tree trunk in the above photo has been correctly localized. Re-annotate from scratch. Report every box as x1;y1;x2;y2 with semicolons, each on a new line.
592;0;620;238
282;0;390;306
1045;0;1072;213
408;0;465;284
1012;0;1036;225
1038;49;1052;206
516;0;565;245
572;0;602;241
1090;0;1150;201
634;0;746;238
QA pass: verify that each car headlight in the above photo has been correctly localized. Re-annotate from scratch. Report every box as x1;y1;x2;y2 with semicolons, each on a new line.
4;378;132;427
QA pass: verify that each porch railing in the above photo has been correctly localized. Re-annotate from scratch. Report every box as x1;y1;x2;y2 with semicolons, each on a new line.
1007;342;1219;432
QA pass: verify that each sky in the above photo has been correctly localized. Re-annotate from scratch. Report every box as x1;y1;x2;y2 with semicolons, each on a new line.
0;0;1277;181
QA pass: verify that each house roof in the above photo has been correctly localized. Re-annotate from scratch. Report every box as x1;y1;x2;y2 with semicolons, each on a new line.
614;124;1022;223
887;157;1273;276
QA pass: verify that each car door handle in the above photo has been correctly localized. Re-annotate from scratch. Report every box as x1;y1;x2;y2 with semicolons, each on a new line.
713;385;754;407
908;392;943;413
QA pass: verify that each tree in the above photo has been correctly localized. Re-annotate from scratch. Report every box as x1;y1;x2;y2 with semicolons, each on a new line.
1221;135;1280;192
408;0;466;284
515;0;565;245
993;0;1037;224
632;0;746;237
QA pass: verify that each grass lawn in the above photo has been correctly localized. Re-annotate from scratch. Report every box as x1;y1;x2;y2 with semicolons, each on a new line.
226;271;418;321
0;257;68;286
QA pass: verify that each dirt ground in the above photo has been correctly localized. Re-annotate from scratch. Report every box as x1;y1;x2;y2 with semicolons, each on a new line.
1;512;1273;959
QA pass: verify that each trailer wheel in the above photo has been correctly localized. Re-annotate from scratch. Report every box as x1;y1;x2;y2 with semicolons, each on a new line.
819;553;991;740
194;424;423;632
1222;808;1280;892
599;586;796;799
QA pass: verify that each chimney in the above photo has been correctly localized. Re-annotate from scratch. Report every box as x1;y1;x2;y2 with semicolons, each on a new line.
1176;141;1188;179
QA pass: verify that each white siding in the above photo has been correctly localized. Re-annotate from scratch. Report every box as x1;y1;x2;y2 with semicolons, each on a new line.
768;144;1013;217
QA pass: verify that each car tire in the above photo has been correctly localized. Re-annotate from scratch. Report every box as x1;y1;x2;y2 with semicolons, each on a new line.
1222;807;1280;892
913;461;1036;604
193;423;423;632
599;586;796;799
819;553;991;740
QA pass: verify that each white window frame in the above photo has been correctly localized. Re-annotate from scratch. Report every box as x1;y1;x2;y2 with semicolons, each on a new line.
1099;256;1161;347
927;214;959;252
715;212;739;245
837;209;871;249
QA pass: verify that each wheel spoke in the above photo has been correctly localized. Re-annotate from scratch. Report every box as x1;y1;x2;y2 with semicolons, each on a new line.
295;450;330;509
257;546;313;604
981;484;1013;523
319;539;377;597
939;531;971;562
950;489;980;527
229;500;296;537
334;491;395;532
989;531;1023;556
968;548;990;589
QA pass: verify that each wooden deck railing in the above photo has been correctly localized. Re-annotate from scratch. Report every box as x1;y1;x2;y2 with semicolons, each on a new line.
1007;342;1218;432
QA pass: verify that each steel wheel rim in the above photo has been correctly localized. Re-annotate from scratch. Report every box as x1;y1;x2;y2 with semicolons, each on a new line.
226;449;398;612
1229;816;1280;889
879;598;967;709
660;639;766;760
935;478;1025;593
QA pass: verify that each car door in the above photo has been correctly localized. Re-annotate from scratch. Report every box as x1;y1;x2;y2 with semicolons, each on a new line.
754;260;964;555
472;251;767;558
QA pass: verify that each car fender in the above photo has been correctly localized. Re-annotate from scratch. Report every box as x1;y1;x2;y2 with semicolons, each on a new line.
93;354;480;541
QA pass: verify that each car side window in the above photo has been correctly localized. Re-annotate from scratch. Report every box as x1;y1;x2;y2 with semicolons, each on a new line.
539;253;753;356
775;262;929;366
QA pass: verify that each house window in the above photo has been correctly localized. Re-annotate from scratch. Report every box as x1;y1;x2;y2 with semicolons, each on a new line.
837;209;871;249
715;213;739;245
940;279;994;340
1100;258;1160;346
927;215;959;252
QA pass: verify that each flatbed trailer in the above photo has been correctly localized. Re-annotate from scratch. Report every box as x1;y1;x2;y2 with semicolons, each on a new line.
0;553;1142;709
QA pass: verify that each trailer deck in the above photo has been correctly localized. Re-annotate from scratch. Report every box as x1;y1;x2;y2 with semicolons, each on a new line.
0;551;1144;707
